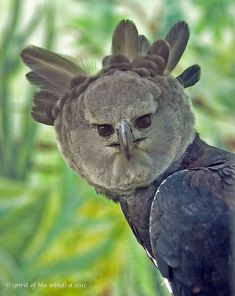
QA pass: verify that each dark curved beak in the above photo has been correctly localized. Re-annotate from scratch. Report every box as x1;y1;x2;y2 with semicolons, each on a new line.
117;120;134;160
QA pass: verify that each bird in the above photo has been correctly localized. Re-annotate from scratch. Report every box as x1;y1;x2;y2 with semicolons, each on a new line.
21;19;235;295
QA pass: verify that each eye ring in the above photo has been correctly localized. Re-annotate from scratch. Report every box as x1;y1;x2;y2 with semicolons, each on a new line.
134;114;152;130
96;124;114;137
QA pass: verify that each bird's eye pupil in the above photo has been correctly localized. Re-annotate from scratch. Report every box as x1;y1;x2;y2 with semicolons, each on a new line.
97;124;114;137
134;114;151;129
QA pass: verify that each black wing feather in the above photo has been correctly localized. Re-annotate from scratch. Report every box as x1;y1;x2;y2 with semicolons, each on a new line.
150;169;234;296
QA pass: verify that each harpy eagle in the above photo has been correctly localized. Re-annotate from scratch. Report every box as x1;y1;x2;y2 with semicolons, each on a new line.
21;19;235;295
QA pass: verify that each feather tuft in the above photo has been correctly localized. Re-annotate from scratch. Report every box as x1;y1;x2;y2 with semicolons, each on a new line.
21;45;89;125
176;64;201;88
21;45;87;95
148;39;170;67
112;20;139;61
138;35;150;55
164;21;190;74
31;90;57;125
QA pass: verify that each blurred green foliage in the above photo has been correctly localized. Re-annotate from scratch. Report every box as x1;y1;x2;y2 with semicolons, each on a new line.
0;0;234;295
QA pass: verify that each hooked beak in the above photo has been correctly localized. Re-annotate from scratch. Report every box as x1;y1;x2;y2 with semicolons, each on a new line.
117;120;134;160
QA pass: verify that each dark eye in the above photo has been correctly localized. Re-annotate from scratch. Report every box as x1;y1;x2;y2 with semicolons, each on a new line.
134;114;152;129
97;124;114;137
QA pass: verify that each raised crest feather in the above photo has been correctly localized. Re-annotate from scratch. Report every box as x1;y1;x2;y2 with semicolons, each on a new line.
21;19;201;125
21;46;86;75
164;21;190;74
148;39;170;67
138;35;150;55
112;20;139;61
31;90;58;125
21;45;87;94
20;45;89;125
177;65;201;88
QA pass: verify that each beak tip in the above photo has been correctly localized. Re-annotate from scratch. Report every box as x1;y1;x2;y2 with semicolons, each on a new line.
126;153;132;161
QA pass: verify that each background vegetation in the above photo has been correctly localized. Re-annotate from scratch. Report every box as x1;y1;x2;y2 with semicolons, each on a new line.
0;0;235;295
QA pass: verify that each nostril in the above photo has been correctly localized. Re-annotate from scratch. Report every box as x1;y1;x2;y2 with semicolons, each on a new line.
108;138;146;148
108;142;120;148
133;137;146;144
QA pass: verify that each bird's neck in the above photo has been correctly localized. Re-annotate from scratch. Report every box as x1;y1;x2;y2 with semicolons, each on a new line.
121;133;210;203
119;133;213;253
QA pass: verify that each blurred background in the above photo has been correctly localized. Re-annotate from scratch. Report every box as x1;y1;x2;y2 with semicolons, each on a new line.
0;0;235;295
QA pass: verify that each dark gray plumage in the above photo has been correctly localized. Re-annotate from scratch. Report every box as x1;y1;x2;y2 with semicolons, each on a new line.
20;19;235;296
149;136;235;295
164;20;190;73
121;135;235;295
177;64;201;88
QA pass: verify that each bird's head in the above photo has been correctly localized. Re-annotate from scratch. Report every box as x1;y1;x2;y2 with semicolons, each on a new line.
21;20;200;199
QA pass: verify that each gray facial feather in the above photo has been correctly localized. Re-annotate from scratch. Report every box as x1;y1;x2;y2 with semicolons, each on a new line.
82;72;159;125
54;71;195;198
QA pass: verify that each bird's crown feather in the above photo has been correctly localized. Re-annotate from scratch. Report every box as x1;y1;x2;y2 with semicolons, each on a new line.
21;19;201;126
